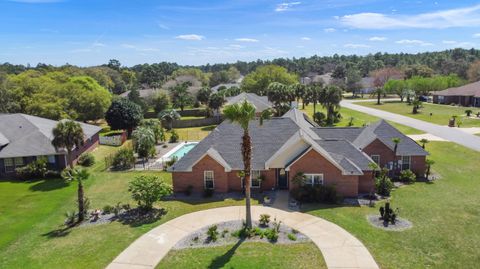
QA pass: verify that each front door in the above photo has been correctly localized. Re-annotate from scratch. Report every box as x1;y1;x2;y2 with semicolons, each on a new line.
277;168;288;189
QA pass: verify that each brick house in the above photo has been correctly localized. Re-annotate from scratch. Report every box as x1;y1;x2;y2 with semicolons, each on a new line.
0;113;101;178
169;109;428;197
432;81;480;107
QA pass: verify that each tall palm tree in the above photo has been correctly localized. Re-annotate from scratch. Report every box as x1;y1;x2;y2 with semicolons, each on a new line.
291;83;306;109
223;100;270;229
391;137;401;172
62;167;90;222
319;85;343;125
52;120;85;168
158;109;181;130
419;138;429;149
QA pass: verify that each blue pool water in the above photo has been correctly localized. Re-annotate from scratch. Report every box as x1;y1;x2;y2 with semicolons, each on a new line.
170;143;197;160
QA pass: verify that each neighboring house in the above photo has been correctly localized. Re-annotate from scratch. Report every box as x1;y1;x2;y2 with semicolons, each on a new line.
432;81;480;107
169;109;427;197
0;114;101;178
360;77;375;95
301;72;332;85
224;92;274;114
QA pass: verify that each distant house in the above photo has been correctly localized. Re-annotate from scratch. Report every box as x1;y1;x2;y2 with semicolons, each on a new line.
301;72;332;85
360;77;376;95
169;109;427;197
0;114;101;178
224;92;274;114
432;81;480;107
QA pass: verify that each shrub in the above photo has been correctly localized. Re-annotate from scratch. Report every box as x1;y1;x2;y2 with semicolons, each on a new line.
207;225;219;242
221;229;229;238
203;188;214;198
64;211;76;227
184;185;193;196
288;233;297;241
399;169;416;183
465;109;473;117
169;129;179;143
78;153;95;167
290;184;337;203
15;157;58;180
112;148;135;170
264;228;279;242
102;205;114;214
375;168;394;196
259;214;270;227
128;175;173;211
291;228;299;234
379;201;400;225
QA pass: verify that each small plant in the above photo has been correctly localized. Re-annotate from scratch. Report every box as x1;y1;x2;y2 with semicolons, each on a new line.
272;218;281;232
291;228;299;234
379;201;400;225
64;211;76;226
465;109;473;117
264;228;279;242
169;129;179;143
192;236;199;242
78;153;95;167
122;203;131;211
288;233;297;241
347;117;354;127
207;225;219;242
375;168;394;196
102;205;114;214
399;169;416;184
113;202;122;217
259;214;271;227
221;229;229;238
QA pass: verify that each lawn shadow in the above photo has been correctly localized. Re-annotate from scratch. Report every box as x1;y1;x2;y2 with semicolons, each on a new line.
29;179;69;192
42;226;72;238
208;239;244;269
118;208;167;228
299;202;361;214
200;125;216;131
165;192;249;206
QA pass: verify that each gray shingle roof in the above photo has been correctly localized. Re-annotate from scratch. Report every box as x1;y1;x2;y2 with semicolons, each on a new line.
312;127;362;142
225;93;273;112
432;81;480;97
353;120;428;156
315;140;372;172
0;114;101;158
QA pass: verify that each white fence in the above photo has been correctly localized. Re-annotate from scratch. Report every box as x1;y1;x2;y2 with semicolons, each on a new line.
99;135;124;146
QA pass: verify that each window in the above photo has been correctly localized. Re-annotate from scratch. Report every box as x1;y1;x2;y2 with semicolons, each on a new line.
14;157;24;166
4;158;14;172
251;170;261;188
371;155;380;165
204;171;214;189
47;155;56;164
304;174;324;186
401;156;411;170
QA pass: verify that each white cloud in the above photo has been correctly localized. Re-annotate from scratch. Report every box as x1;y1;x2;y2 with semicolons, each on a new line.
344;43;370;48
442;40;475;47
324;28;336;33
301;37;311;41
275;2;301;12
369;36;387;41
175;34;205;41
340;4;480;29
92;42;106;47
442;40;457;44
157;23;170;30
121;43;136;49
228;44;245;49
473;33;480;38
396;39;433;46
235;38;259;42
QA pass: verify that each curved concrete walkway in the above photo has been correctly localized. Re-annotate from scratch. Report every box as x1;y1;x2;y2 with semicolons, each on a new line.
107;206;379;269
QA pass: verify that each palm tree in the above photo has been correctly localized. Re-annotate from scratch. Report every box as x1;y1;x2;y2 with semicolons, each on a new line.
391;137;401;172
425;159;435;180
158;109;181;130
132;126;156;169
319;85;342;125
223;100;270;229
368;162;380;193
62;168;90;222
52;120;85;168
419;138;429;149
306;83;323;114
291;83;306;109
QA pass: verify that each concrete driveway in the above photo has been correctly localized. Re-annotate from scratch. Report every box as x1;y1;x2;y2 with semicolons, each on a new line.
107;206;379;269
341;100;480;152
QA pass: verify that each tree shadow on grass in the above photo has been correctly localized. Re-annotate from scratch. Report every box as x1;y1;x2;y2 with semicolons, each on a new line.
42;226;72;238
29;179;69;192
118;208;167;228
208;239;244;269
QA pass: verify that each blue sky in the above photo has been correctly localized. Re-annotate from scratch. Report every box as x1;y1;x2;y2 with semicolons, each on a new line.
1;0;480;66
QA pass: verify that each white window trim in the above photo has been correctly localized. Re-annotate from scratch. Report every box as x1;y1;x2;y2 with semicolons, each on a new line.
304;173;324;186
204;170;214;189
4;158;14;173
371;155;380;165
241;170;262;188
401;156;411;170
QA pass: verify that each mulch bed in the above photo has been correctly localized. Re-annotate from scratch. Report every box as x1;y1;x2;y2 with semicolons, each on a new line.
366;214;413;231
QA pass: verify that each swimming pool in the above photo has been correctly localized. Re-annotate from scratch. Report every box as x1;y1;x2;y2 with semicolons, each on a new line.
162;142;198;161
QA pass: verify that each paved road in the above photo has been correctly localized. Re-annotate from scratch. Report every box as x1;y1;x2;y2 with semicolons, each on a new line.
341;100;480;152
107;206;379;269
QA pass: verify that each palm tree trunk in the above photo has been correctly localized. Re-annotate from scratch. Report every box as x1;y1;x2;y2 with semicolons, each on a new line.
67;149;73;168
377;92;381;105
78;180;85;222
313;102;317;114
242;129;252;229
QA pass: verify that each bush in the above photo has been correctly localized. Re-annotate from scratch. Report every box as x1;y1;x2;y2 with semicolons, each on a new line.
78;153;95;167
399;169;416;183
259;214;271;227
102;205;114;214
169;129;179;143
288;233;297;241
207;225;219;242
264;228;279;242
184;185;193;196
15;157;50;179
128;175;173;211
112;148;135;170
290;184;337;203
375;175;394;196
203;188;214;198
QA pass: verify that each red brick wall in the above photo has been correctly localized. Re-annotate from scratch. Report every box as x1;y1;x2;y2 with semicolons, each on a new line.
362;139;398;168
288;149;360;197
172;155;229;193
70;133;100;166
411;156;426;177
358;172;375;194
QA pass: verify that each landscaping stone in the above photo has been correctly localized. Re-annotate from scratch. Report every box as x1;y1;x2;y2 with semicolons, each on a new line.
367;214;413;231
173;220;310;250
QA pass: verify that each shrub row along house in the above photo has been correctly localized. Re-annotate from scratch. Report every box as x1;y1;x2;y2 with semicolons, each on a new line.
433;80;480;107
0;113;101;178
169;109;428;197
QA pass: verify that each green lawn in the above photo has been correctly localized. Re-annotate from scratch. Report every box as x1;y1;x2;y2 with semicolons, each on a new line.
180;116;205;120
358;101;480;127
303;141;480;269
169;125;216;141
300;104;424;135
157;242;326;269
0;144;257;269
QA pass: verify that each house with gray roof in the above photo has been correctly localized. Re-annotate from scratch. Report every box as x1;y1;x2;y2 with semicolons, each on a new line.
224;92;274;114
169;108;428;197
432;81;480;107
0;114;102;178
